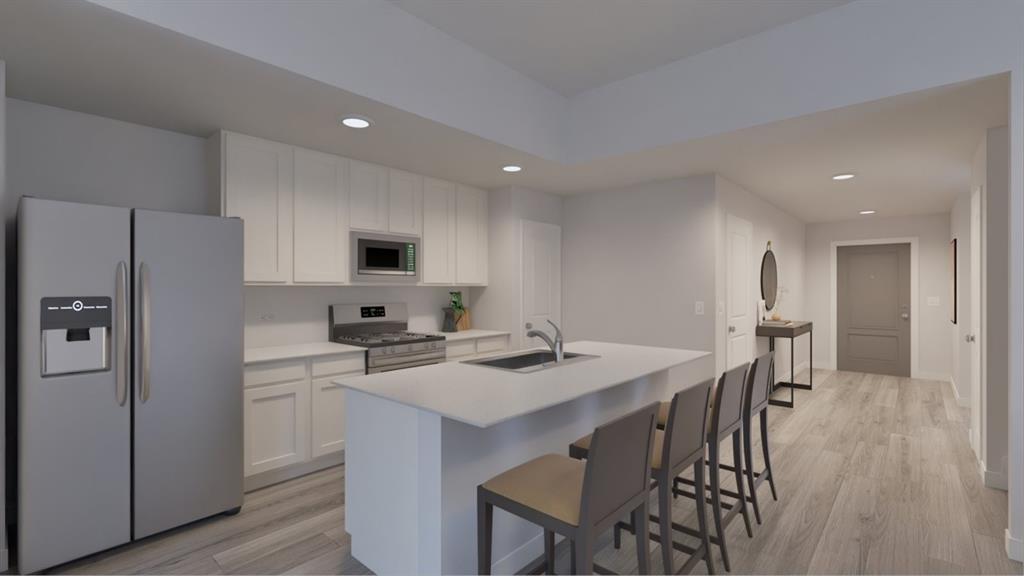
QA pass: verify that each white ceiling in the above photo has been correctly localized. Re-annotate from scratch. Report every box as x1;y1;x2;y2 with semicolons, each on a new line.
390;0;849;97
0;0;1007;223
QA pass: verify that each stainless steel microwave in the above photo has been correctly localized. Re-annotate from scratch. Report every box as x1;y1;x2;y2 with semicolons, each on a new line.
351;232;419;282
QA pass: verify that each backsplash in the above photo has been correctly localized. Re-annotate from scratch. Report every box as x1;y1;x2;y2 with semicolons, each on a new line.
244;286;469;348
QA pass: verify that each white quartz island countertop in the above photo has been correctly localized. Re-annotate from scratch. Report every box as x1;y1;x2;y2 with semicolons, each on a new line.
335;340;710;428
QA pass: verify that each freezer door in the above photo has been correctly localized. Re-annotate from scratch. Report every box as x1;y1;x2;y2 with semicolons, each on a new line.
132;209;244;538
17;198;132;573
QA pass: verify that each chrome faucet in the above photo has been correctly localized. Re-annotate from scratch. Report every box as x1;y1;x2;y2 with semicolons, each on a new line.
526;319;564;362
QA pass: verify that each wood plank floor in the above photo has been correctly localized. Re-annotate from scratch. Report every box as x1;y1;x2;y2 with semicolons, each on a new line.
51;370;1022;575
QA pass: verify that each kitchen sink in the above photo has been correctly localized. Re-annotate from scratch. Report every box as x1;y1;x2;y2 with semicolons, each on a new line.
463;350;597;373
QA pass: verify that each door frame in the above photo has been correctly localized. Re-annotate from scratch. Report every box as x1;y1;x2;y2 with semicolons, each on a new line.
725;214;754;370
830;237;919;377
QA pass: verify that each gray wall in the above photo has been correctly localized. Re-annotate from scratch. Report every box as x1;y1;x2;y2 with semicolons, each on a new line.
562;175;717;384
0;60;8;572
984;125;1010;487
5;98;209;215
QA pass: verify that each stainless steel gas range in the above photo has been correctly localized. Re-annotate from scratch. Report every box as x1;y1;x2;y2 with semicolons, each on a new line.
329;303;446;373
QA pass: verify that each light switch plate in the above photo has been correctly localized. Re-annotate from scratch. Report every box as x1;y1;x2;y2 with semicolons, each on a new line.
695;301;705;315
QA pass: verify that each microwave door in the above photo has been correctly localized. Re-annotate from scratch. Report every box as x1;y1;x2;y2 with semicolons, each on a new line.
355;234;418;278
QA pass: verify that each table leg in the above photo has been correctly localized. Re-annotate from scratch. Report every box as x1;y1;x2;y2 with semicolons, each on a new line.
768;336;794;408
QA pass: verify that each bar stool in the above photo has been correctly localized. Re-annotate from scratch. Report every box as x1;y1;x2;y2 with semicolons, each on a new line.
477;402;659;575
730;352;779;525
673;363;752;572
572;381;715;575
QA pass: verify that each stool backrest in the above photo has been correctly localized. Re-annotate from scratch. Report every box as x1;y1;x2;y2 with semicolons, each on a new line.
580;402;659;528
663;379;714;473
711;363;750;437
745;352;775;413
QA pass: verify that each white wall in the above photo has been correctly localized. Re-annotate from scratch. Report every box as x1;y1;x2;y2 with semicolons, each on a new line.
471;186;562;351
6;98;210;215
244;286;463;349
950;191;972;405
562;175;717;385
715;175;807;383
805;214;952;379
0;59;8;573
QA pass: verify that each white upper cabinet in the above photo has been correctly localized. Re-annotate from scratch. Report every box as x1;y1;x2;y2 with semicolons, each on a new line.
348;160;389;232
221;132;294;284
422;178;457;284
293;148;349;284
387;169;423;236
456;185;488;285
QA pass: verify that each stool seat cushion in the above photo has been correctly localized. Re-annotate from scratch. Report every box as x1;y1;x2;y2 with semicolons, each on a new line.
571;429;665;471
481;454;585;526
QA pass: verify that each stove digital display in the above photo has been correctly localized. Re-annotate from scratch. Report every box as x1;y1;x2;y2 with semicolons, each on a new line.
360;306;386;319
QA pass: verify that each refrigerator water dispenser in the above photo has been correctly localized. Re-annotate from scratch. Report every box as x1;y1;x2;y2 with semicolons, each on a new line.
40;296;111;376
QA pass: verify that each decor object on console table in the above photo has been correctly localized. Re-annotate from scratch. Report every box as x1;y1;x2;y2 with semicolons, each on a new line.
755;320;812;409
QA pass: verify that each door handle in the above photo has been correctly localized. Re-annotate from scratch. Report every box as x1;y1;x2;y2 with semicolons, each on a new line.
901;313;910;320
115;261;128;406
139;261;151;403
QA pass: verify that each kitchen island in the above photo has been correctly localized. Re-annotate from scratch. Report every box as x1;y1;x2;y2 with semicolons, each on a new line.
335;341;710;575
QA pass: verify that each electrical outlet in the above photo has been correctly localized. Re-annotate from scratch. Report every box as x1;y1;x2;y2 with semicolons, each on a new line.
695;301;705;315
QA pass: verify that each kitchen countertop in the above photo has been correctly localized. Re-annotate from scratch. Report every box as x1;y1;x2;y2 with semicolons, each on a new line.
335;341;709;428
244;342;365;364
431;329;510;342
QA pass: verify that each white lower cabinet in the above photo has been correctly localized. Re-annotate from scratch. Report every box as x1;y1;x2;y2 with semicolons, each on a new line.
444;333;510;362
244;380;309;477
311;376;348;458
243;352;364;489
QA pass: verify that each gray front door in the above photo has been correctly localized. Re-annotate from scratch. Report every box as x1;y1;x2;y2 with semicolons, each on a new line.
132;209;244;538
18;198;132;573
837;243;911;376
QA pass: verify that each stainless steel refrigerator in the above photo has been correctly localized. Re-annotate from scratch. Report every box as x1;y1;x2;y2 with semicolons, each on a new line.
17;197;243;573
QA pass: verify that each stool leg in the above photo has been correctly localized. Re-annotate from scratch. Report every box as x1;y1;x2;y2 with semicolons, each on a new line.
570;539;577;575
477;490;493;575
695;459;714;574
633;500;650;575
658;481;673;576
544;530;556;575
732;431;754;538
574;534;593;576
743;418;762;525
708;440;730;572
760;409;778;501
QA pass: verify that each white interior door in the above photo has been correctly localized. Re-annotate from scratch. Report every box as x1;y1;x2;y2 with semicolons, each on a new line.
970;186;983;453
726;215;753;369
521;220;562;349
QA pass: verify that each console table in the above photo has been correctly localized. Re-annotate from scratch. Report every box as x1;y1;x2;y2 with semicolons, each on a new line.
755;321;813;408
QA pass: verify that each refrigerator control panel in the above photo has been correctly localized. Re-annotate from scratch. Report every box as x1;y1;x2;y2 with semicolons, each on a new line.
40;297;111;377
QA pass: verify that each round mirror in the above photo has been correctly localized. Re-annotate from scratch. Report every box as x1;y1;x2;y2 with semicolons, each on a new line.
761;247;778;310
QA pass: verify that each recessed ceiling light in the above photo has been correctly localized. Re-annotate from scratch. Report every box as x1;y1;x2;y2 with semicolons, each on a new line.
859;210;876;215
340;115;373;129
502;165;522;173
832;173;855;181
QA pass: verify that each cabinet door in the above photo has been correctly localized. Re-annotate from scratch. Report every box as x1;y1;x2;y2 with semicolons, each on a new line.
311;376;354;458
224;133;293;283
387;169;423;236
349;160;388;232
422;178;456;284
293;149;349;284
456;185;488;285
243;380;309;477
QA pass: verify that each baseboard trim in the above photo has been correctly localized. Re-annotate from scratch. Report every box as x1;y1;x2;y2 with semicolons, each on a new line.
244;451;345;492
916;370;951;382
1007;529;1023;562
948;376;971;407
983;467;1008;491
774;361;810;384
492;530;543;575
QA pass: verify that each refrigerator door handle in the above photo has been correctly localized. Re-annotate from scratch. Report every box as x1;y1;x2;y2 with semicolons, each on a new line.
139;261;151;403
116;261;128;406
